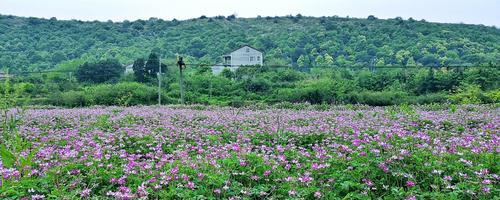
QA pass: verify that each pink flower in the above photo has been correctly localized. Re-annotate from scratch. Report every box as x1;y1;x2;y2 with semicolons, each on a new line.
80;188;91;198
213;189;221;194
405;195;416;200
443;176;452;181
186;181;195;190
69;169;81;175
263;170;271;177
288;190;296;196
311;163;319;170
406;181;415;187
31;194;45;200
352;139;362;147
298;173;313;183
170;167;179;175
314;191;322;198
197;173;205;180
378;163;389;173
362;179;374;187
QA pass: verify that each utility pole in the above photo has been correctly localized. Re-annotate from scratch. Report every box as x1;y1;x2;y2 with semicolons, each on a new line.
209;77;213;98
177;56;186;105
158;54;161;106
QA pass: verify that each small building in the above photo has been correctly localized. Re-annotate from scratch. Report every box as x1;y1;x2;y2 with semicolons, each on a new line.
212;45;263;74
125;64;134;74
0;72;13;80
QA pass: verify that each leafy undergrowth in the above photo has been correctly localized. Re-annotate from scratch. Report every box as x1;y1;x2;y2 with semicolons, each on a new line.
0;105;498;199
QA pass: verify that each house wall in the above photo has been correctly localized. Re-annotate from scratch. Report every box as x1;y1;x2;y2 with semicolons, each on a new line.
230;46;263;66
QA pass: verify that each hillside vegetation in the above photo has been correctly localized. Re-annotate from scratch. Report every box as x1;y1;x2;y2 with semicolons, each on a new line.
0;14;499;107
1;14;499;72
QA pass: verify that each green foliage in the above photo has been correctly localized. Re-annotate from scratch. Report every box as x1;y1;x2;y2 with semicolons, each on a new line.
132;58;146;82
1;14;499;107
76;59;124;83
2;14;499;72
350;90;409;106
449;83;487;104
48;82;173;107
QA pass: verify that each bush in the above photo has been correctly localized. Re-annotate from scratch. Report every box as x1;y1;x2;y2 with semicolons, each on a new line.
89;82;173;106
483;89;500;103
449;84;484;104
244;78;271;93
76;59;124;83
60;90;89;107
228;97;245;108
349;91;408;106
49;82;174;107
409;93;449;105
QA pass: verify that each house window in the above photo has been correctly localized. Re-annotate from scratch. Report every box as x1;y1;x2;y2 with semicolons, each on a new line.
257;56;261;61
250;57;254;61
246;48;250;53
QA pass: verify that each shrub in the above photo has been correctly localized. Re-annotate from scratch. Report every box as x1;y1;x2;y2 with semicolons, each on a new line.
409;93;449;105
89;82;171;106
449;84;484;104
350;91;408;106
60;90;89;107
244;78;271;93
483;89;500;103
50;82;174;107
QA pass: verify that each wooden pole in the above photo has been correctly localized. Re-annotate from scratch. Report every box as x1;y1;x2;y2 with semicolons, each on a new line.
158;55;162;106
178;56;185;105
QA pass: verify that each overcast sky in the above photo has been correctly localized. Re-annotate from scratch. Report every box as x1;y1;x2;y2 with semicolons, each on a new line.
0;0;499;27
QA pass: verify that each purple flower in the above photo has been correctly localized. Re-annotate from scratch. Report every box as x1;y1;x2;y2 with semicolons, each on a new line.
314;191;322;198
170;167;179;175
197;173;205;180
405;195;416;200
406;181;415;187
263;170;271;177
80;188;91;198
363;179;374;187
186;181;195;189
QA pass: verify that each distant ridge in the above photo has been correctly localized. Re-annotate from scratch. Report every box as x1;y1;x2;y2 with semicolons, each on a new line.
0;14;498;72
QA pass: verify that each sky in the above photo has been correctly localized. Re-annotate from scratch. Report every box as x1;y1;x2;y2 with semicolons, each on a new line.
0;0;499;27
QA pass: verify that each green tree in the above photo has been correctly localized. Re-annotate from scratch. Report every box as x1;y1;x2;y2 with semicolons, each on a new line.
145;53;167;79
324;53;334;67
132;58;146;82
221;68;235;79
76;59;123;83
315;55;325;67
297;55;308;67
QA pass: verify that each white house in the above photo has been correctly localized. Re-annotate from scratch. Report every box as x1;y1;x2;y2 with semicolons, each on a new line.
212;45;263;74
0;72;13;80
125;64;134;74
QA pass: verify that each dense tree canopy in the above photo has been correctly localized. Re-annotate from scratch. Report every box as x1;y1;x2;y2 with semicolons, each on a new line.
1;14;498;107
0;14;498;73
76;59;123;83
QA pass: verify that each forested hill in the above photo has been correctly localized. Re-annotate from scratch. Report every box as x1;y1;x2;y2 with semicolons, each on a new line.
1;14;499;72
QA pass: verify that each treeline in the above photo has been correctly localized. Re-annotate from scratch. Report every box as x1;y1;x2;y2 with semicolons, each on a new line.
1;56;498;107
0;14;499;72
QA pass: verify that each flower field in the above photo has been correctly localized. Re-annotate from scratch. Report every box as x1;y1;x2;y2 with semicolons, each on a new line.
0;105;498;199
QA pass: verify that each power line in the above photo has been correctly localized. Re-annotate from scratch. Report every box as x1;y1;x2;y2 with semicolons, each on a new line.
9;64;498;75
